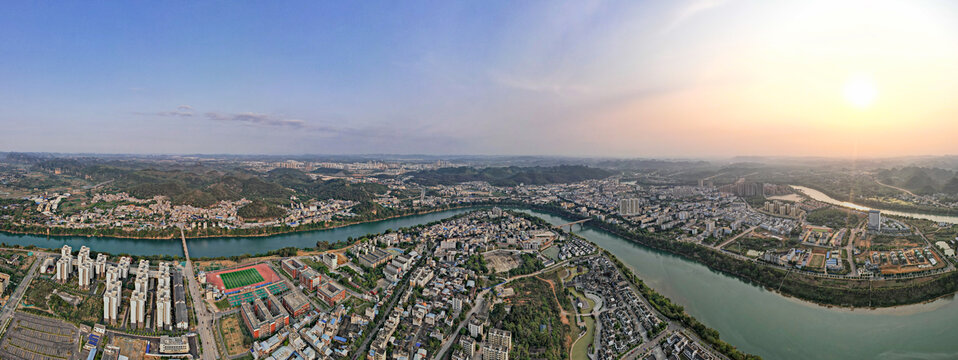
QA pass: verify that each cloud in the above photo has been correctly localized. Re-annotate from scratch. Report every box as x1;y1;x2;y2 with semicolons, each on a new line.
156;111;193;117
663;0;727;33
493;73;594;95
134;106;194;118
204;112;306;128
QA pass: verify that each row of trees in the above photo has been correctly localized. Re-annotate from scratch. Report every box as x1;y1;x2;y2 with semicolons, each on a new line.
604;252;761;360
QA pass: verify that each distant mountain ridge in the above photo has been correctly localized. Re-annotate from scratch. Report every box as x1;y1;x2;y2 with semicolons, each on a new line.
409;165;613;186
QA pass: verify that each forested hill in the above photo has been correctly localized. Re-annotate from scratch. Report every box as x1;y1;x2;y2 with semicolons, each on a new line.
409;165;614;186
877;167;958;195
125;169;387;207
27;158;388;208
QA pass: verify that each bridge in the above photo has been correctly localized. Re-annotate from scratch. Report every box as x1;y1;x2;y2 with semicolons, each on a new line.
181;228;190;260
555;218;590;232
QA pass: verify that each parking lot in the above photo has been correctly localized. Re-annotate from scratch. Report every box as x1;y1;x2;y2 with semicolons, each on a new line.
0;312;81;360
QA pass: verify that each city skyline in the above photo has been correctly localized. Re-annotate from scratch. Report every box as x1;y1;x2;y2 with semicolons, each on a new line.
3;1;958;157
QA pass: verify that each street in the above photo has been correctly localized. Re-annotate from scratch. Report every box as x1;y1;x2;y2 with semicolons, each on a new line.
431;288;489;360
431;258;571;360
715;225;758;249
182;228;220;360
0;253;46;332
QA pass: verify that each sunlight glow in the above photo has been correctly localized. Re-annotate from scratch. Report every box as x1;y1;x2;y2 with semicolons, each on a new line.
843;74;878;109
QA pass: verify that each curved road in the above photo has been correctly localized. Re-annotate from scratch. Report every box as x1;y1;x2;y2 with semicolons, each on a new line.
431;259;572;360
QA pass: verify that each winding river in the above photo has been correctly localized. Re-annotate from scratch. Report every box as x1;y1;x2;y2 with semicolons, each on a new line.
3;206;958;359
518;210;958;360
792;185;958;224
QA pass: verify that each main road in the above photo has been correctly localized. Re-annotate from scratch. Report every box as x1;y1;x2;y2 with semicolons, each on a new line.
182;228;220;360
0;252;46;331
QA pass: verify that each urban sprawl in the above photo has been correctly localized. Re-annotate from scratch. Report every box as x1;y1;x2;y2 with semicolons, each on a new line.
1;159;957;360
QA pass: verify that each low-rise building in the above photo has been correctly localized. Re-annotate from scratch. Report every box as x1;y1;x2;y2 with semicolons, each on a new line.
356;248;393;268
158;336;190;354
481;344;509;360
241;293;290;338
298;267;324;291
316;281;347;306
282;292;311;317
281;258;308;278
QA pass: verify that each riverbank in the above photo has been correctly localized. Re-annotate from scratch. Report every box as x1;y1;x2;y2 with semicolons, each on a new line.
483;200;958;308
547;213;958;360
602;249;760;360
792;184;958;218
0;207;480;258
7;198;958;308
543;205;958;309
0;204;481;241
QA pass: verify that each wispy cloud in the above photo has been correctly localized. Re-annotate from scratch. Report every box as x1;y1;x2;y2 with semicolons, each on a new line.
663;0;727;33
493;73;594;95
204;112;306;128
134;106;194;118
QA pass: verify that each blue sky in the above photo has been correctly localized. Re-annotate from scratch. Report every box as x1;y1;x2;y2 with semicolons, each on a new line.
3;1;958;157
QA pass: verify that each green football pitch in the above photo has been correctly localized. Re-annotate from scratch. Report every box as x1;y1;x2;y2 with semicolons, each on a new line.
220;268;265;290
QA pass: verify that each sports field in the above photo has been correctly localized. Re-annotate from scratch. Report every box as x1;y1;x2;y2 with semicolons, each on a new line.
206;263;280;292
220;268;265;290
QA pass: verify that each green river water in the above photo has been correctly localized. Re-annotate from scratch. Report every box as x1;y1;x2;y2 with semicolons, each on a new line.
2;207;956;359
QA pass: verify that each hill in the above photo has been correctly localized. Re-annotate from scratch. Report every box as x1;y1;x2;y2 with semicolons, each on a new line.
237;200;287;219
410;165;613;186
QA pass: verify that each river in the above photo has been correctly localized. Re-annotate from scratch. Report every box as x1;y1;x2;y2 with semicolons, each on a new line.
792;185;958;224
0;208;475;258
3;207;958;359
516;210;958;360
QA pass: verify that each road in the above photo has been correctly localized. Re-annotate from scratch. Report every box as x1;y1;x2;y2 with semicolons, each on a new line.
432;259;572;360
213;307;239;320
845;227;859;275
431;288;490;360
715;226;758;249
875;180;917;197
569;292;602;360
620;323;681;360
0;253;45;330
181;228;219;360
913;226;956;272
353;278;410;360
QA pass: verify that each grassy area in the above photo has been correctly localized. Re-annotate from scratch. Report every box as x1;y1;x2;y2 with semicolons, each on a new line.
219;313;252;356
23;279;55;309
809;254;825;268
220;268;265;290
214;298;232;310
21;278;104;326
726;236;785;255
570;316;595;360
806;207;864;229
568;288;595;313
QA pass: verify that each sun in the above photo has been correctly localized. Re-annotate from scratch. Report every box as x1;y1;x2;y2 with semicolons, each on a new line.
843;74;877;109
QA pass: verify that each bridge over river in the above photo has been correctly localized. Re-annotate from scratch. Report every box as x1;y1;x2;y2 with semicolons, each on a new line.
3;207;958;359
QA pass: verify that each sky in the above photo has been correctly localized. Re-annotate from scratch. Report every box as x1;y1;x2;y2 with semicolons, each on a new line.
2;0;958;158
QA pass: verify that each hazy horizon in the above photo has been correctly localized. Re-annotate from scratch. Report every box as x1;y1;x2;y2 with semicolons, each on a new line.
8;151;958;164
3;1;958;157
